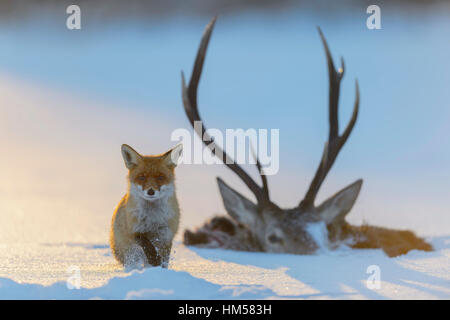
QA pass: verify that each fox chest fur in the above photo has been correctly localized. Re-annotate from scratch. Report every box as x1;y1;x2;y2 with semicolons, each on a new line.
110;191;180;267
128;193;179;236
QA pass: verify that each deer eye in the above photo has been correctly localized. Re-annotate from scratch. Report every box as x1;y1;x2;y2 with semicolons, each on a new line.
268;234;284;244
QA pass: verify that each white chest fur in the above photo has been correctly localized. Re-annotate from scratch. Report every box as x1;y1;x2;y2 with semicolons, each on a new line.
130;196;175;241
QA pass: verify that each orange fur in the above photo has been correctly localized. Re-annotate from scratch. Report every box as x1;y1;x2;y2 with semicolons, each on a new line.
110;144;182;268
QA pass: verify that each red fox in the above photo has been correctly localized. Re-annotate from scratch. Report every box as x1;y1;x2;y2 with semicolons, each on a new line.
110;144;182;268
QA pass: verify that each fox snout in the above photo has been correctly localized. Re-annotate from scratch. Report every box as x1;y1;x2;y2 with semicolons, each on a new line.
133;184;166;201
144;186;162;198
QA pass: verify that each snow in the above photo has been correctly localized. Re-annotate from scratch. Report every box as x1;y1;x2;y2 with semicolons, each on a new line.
0;238;449;299
0;77;449;300
306;222;329;252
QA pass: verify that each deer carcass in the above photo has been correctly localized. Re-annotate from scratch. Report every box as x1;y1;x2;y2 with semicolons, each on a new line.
181;17;432;257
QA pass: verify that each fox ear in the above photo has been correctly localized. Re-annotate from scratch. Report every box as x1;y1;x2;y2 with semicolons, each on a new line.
163;144;183;168
121;144;142;169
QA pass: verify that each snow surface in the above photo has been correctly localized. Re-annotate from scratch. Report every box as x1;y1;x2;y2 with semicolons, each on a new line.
0;238;449;299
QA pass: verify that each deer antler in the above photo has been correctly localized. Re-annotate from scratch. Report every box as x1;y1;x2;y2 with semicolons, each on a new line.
299;27;360;210
181;16;271;206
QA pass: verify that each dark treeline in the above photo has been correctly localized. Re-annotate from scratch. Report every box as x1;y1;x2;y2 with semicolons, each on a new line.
0;0;446;21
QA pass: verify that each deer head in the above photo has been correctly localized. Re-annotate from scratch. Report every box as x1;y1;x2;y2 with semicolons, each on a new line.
181;17;362;254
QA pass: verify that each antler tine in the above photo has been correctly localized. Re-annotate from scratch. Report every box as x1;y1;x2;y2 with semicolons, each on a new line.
185;16;217;123
339;80;360;148
250;144;269;199
299;28;360;210
318;27;344;141
181;16;270;206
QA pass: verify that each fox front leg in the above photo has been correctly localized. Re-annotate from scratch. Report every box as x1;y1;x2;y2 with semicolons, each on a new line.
159;242;173;269
124;244;147;270
134;232;162;267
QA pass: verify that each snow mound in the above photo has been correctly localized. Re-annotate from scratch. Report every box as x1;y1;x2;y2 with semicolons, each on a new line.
0;267;276;300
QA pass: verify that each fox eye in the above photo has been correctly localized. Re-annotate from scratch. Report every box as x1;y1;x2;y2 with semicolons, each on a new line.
157;175;165;181
268;234;284;244
137;174;146;181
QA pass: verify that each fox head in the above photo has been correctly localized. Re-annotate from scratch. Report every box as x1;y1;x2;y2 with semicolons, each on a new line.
121;144;183;202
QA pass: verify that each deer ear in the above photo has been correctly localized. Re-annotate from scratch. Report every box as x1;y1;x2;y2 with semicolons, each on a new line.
121;144;143;169
217;177;258;228
316;179;363;224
